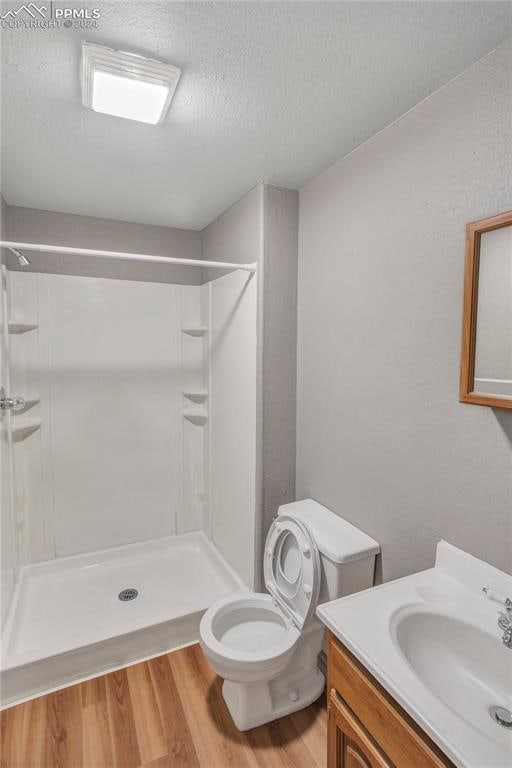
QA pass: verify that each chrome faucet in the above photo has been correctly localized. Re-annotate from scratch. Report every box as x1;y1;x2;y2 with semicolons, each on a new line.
482;587;512;649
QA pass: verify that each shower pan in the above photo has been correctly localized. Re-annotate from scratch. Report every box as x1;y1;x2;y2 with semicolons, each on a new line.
0;254;257;707
2;533;243;706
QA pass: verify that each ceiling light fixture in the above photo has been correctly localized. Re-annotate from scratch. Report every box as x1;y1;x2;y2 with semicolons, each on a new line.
81;43;181;125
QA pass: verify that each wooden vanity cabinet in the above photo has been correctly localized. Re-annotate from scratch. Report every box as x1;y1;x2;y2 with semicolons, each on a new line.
328;690;392;768
327;632;455;768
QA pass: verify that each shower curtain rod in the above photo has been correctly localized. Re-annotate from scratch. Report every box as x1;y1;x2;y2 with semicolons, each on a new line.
0;241;257;272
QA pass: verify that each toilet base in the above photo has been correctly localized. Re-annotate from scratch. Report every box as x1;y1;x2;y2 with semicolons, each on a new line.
222;666;325;731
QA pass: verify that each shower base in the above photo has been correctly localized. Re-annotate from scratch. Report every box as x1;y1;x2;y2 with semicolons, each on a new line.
1;531;244;708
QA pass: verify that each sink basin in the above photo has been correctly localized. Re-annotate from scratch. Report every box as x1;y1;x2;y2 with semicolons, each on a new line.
394;608;512;749
317;541;512;767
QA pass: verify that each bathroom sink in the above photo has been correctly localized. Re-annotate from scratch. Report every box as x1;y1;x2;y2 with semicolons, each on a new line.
317;541;512;768
393;608;512;749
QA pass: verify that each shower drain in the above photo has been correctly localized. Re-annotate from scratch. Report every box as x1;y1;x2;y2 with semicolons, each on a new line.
490;706;512;729
118;588;138;602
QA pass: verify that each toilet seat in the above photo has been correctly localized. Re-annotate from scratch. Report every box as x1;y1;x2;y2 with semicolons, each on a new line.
264;514;321;630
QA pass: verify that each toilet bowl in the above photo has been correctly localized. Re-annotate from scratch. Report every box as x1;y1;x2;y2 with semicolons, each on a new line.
200;593;300;683
200;499;380;731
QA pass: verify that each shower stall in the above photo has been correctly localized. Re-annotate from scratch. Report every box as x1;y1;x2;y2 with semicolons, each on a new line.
0;248;258;706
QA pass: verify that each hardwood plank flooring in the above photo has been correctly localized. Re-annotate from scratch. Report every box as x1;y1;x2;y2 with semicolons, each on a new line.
1;644;326;768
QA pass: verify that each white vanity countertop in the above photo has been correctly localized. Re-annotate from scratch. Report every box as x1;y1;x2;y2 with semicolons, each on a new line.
317;541;512;768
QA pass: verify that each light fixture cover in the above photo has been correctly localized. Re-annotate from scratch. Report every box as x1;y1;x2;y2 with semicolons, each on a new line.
81;43;181;125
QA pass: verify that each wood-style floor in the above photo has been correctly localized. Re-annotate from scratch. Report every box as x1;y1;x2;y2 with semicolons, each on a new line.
0;643;326;768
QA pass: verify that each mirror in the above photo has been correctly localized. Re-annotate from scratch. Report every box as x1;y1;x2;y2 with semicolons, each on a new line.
460;210;512;409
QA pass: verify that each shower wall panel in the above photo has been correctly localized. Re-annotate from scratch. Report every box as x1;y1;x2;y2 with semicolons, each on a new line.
209;270;257;588
8;272;205;562
8;272;51;564
48;275;183;556
0;264;17;625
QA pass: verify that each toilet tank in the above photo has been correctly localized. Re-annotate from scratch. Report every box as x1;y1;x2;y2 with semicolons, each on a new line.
278;499;380;603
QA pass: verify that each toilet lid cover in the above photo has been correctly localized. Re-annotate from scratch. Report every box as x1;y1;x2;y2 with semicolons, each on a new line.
264;514;321;630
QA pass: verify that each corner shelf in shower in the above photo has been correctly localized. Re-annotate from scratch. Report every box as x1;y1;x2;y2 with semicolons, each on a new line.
11;417;42;440
8;322;38;334
183;410;208;426
183;390;208;404
182;326;208;337
15;395;41;413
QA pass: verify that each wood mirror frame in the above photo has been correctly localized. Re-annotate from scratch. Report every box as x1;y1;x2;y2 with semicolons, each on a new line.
460;209;512;410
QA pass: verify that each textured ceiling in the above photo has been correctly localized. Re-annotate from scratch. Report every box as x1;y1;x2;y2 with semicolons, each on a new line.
1;1;511;230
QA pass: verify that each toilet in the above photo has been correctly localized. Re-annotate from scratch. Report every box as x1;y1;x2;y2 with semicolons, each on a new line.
199;499;380;730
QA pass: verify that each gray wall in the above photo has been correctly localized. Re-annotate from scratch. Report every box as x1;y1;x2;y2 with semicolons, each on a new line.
0;195;7;239
2;205;203;284
261;185;298;540
297;40;512;581
200;186;262;284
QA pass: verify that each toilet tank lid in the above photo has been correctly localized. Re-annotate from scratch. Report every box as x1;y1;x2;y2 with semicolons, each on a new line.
277;499;380;564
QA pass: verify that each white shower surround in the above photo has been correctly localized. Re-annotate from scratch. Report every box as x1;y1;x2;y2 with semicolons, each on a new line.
8;271;207;559
1;266;257;705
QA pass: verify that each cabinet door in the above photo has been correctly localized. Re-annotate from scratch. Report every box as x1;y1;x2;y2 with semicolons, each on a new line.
328;690;393;768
